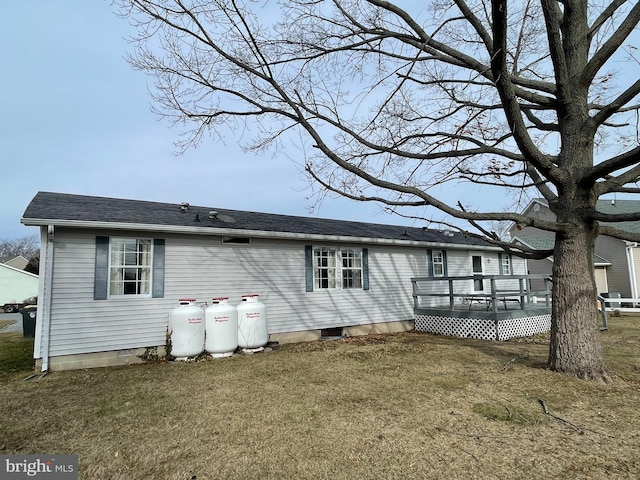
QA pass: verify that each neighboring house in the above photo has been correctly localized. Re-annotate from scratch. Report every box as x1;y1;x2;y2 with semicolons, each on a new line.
0;263;39;311
22;191;527;371
510;198;640;301
0;255;29;271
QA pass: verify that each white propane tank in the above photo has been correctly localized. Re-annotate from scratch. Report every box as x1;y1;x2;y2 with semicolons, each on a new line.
205;297;238;357
237;294;268;351
168;299;205;360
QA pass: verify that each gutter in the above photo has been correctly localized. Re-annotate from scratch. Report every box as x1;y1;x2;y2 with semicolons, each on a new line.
40;225;55;372
21;218;499;251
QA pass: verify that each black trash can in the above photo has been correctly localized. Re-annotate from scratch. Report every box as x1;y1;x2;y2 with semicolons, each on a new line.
20;306;37;338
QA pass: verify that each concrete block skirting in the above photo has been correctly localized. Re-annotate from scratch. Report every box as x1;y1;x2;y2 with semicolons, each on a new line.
36;319;416;371
36;346;168;371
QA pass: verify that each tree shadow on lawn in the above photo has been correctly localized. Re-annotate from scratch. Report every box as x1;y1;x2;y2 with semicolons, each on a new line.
431;333;550;370
413;316;640;382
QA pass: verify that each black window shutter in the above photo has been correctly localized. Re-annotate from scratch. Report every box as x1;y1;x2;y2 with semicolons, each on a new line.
94;236;109;300
427;249;433;277
305;245;313;292
442;250;448;276
152;239;165;298
362;248;369;290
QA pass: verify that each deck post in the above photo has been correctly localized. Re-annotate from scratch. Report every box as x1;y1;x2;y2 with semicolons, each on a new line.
449;279;454;310
544;277;552;308
491;278;498;313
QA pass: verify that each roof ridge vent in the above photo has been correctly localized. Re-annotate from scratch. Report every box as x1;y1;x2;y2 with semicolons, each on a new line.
180;202;190;212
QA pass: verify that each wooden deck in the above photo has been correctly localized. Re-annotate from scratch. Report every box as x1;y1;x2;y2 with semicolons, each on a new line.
411;274;552;340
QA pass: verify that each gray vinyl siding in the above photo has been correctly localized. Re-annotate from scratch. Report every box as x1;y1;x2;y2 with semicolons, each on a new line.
162;237;427;334
525;258;553;291
414;250;527;308
46;229;172;357
43;228;506;357
595;235;631;297
513;202;634;296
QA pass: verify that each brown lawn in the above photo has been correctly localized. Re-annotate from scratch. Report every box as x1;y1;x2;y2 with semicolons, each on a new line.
0;314;639;479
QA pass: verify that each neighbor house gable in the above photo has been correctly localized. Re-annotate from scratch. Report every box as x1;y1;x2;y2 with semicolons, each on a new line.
0;255;29;271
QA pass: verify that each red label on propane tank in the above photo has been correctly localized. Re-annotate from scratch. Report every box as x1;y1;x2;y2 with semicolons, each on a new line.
188;317;202;324
214;316;229;322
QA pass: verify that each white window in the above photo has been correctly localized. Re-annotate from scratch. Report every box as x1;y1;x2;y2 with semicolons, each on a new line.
341;248;363;289
314;247;337;289
313;247;363;289
432;250;445;277
109;238;152;296
501;255;512;275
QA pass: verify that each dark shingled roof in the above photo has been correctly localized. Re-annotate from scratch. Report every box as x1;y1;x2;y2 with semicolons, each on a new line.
22;192;490;246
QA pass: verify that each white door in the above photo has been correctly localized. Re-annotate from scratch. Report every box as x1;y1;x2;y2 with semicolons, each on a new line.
471;254;484;292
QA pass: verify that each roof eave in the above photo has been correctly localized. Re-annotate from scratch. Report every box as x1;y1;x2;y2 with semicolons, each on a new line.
21;218;497;250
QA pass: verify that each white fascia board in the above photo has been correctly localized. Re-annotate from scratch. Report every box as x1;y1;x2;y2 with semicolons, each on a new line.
21;218;498;251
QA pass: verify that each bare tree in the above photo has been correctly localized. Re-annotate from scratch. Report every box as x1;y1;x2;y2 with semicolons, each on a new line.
117;0;640;382
0;235;39;261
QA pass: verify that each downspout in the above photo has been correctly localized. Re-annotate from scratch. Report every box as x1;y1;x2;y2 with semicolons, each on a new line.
625;242;638;306
40;225;55;372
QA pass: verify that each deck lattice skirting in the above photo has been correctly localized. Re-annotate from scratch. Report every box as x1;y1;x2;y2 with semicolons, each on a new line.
414;313;552;341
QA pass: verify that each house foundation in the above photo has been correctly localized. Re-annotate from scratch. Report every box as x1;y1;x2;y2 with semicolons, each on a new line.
36;319;415;371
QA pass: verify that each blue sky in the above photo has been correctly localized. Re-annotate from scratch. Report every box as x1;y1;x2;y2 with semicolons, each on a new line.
14;2;633;243
3;1;444;242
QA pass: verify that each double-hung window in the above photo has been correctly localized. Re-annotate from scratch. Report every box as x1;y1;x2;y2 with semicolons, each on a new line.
110;238;152;296
94;236;165;300
432;250;445;277
314;247;337;289
427;249;447;278
341;248;363;288
499;253;512;275
306;246;368;291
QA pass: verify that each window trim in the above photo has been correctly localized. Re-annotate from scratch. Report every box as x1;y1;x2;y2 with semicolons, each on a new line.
94;236;165;300
341;248;363;289
313;246;337;289
108;237;153;297
432;250;445;277
499;253;512;275
427;249;448;277
305;245;369;292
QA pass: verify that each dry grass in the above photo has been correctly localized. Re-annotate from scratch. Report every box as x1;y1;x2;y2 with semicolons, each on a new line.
1;316;639;479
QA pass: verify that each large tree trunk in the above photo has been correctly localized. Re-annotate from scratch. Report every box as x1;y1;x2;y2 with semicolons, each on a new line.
548;221;610;382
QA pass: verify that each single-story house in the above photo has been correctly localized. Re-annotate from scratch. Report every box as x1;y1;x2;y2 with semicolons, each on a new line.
510;198;640;302
22;191;540;371
0;263;39;311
